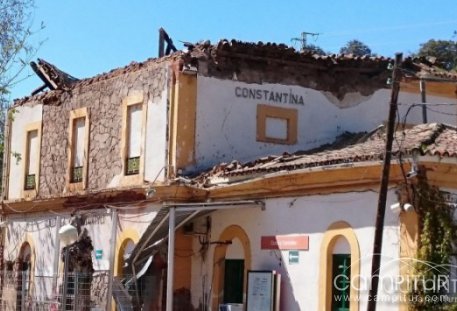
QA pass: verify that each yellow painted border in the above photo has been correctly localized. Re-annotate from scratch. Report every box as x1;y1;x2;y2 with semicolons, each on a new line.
120;92;147;186
399;211;418;311
257;104;298;145
114;228;140;276
211;225;251;310
66;107;90;192
22;122;42;200
318;221;360;311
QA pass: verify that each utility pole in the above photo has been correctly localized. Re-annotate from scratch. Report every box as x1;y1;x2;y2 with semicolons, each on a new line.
420;79;428;123
291;31;319;52
366;52;403;311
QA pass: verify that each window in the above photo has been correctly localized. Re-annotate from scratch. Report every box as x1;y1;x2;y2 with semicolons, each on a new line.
332;254;351;311
24;130;39;190
125;104;142;175
70;117;85;183
67;108;89;190
223;259;244;304
256;104;297;144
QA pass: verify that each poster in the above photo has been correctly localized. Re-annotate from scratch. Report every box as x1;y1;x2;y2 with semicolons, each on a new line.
246;271;274;311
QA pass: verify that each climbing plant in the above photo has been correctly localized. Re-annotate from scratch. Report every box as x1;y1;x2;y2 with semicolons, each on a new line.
409;177;457;310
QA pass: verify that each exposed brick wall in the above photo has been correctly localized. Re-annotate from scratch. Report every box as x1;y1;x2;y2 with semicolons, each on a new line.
38;63;168;198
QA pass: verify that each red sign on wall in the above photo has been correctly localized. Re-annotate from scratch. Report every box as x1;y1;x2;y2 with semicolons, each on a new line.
261;235;309;250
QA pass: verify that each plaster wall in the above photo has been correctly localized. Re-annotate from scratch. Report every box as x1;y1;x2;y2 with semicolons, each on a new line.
8;103;43;200
194;77;457;172
190;190;401;311
144;88;168;183
3;204;161;303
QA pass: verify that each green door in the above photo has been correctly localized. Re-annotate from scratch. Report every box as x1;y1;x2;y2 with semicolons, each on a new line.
223;259;244;304
332;254;351;311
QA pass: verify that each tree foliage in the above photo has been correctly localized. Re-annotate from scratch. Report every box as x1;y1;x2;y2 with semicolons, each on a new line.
417;39;457;70
0;0;39;188
303;44;326;55
0;0;38;96
339;39;372;56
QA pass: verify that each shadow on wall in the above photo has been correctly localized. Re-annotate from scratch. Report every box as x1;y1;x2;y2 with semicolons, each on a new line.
257;251;301;311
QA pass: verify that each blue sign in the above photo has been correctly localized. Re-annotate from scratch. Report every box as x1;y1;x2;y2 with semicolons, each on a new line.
95;249;103;260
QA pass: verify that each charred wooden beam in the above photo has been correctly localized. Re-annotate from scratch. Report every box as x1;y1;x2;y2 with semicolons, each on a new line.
30;58;79;95
158;27;177;57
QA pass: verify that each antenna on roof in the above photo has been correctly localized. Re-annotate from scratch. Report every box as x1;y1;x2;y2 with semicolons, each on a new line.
291;31;320;52
158;28;178;57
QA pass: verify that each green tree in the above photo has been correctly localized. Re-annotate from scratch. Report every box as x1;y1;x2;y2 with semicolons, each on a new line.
0;0;40;189
416;39;457;70
303;44;326;55
339;39;372;56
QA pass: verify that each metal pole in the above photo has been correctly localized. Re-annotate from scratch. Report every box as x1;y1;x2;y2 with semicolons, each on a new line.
106;209;118;311
53;216;62;292
62;250;69;311
420;79;428;123
166;207;176;311
366;53;403;311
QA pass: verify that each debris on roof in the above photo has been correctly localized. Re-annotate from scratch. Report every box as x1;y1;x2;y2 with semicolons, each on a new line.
17;38;457;105
193;123;457;186
30;58;79;94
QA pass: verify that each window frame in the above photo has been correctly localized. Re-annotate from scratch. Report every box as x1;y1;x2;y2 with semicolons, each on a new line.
256;104;298;145
66;107;90;191
120;93;147;185
22;122;42;199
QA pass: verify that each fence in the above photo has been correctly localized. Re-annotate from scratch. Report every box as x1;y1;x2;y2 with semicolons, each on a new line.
0;270;111;311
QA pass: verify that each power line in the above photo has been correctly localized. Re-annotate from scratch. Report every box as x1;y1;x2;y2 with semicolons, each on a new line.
291;31;320;51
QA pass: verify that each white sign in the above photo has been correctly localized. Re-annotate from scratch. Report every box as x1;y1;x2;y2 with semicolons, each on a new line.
246;271;274;311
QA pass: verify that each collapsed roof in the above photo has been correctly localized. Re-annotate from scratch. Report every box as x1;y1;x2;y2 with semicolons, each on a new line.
193;123;457;186
16;39;457;107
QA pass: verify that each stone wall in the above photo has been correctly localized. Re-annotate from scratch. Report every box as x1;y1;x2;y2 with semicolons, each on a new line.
38;62;168;198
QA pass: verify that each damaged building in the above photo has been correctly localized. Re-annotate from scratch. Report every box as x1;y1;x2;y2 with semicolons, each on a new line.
1;37;457;311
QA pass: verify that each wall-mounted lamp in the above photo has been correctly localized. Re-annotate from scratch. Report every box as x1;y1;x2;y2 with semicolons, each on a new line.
390;202;415;213
58;223;78;246
145;187;156;199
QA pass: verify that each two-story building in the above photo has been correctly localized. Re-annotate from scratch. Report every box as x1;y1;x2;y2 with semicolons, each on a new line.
1;40;457;310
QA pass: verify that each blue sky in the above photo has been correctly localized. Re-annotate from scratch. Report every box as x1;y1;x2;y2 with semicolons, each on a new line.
8;0;457;100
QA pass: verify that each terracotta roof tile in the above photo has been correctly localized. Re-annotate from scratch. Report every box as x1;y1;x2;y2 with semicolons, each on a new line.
194;123;457;183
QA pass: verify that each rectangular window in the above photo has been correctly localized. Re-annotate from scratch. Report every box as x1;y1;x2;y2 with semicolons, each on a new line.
257;104;297;145
332;254;351;311
70;117;85;183
67;107;88;190
24;130;38;190
125;104;142;175
223;259;244;304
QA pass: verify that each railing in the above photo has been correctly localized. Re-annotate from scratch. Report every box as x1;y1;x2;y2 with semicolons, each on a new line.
24;174;36;190
126;157;140;175
0;270;113;311
70;166;83;183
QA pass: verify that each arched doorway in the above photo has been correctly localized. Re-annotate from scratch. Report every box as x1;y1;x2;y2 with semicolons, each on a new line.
116;238;136;276
318;221;360;311
16;242;32;311
212;225;251;310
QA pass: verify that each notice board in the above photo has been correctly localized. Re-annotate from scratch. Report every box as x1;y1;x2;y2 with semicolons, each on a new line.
246;270;280;311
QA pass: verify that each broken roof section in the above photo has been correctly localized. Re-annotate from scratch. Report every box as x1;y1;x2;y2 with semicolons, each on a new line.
18;38;457;104
30;58;79;94
193;123;457;186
